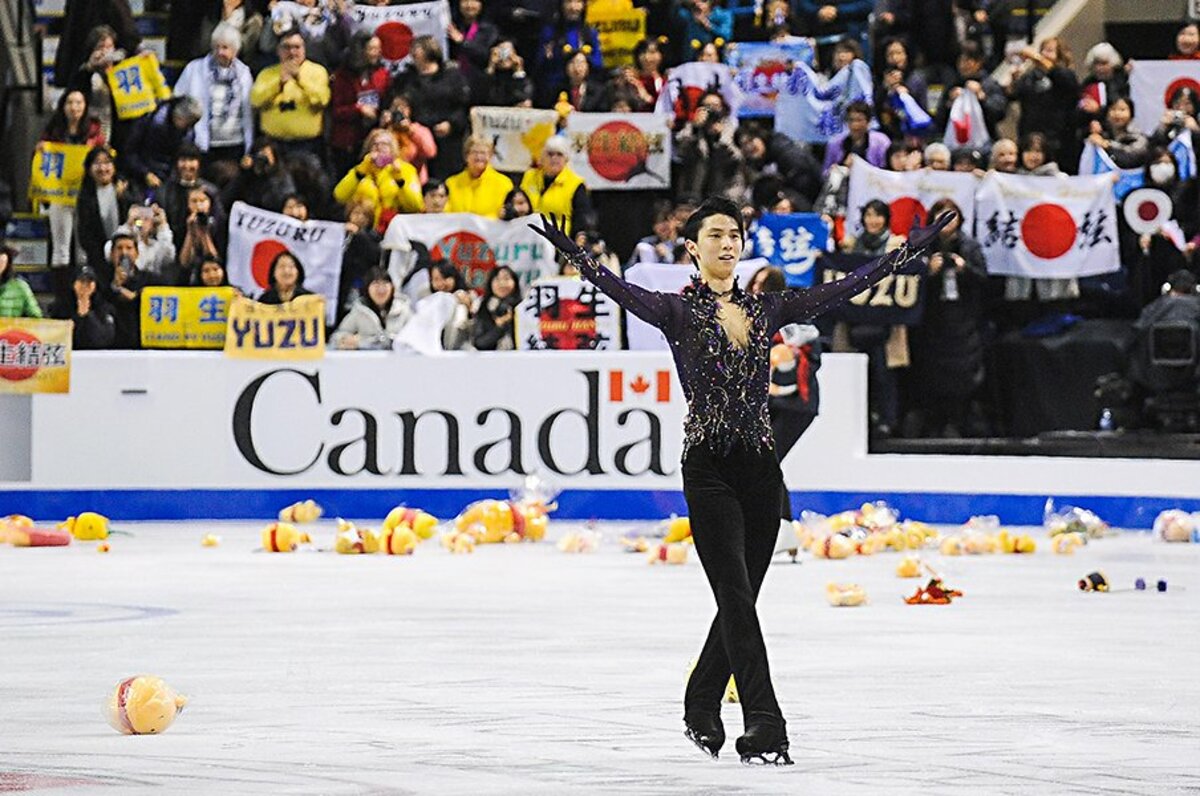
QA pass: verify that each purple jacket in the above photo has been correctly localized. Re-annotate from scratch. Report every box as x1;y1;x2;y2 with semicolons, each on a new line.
822;130;892;175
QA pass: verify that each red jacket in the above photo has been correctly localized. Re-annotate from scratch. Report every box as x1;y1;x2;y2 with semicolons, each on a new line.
331;65;391;153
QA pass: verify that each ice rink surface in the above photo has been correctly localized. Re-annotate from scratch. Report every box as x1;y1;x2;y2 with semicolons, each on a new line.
1;519;1198;796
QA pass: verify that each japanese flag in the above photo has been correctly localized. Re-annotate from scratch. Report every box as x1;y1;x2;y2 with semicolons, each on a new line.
943;89;990;151
844;155;978;238
1129;60;1200;135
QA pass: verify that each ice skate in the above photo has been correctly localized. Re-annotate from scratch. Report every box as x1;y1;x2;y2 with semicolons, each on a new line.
683;713;725;759
736;718;793;766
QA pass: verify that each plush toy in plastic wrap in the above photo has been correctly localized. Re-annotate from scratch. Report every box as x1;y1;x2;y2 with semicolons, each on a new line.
453;476;557;544
278;499;323;523
1153;510;1198;543
441;529;476;554
649;542;689;564
896;555;923;578
334;519;372;554
1052;531;1085;554
997;530;1037;554
383;506;439;541
200;534;221;547
557;529;601;553
1043;500;1109;539
103;676;187;735
1;515;71;547
826;582;868;606
618;536;651;553
60;511;110;541
261;522;311;552
375;524;418;555
661;515;692;544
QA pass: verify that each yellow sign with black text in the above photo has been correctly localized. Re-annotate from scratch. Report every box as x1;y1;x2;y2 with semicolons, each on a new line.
140;286;236;349
587;5;646;69
223;296;326;360
29;142;90;207
106;52;171;121
0;318;72;394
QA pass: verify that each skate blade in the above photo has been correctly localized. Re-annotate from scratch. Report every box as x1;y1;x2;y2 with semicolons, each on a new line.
740;750;794;766
684;729;720;759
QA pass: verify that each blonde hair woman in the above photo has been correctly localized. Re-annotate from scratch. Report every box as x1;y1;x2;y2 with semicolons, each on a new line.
333;128;424;230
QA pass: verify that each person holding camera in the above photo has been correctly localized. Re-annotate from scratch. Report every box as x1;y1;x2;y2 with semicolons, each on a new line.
1009;37;1080;170
124;203;177;283
334;129;425;231
161;144;221;251
177;187;226;286
481;39;534;107
66;25;125;146
1149;86;1200;159
48;266;116;349
105;226;157;349
674;0;732;63
379;95;437;186
222;139;299;214
675;92;742;204
330;32;392;178
393;37;472;180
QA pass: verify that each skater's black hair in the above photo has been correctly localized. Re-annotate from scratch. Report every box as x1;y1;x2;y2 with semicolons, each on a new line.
682;197;745;245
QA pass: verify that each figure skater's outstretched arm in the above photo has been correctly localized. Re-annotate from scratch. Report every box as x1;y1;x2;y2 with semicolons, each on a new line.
530;214;683;334
765;210;957;330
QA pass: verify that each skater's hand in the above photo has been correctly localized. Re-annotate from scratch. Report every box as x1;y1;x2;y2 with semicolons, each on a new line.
529;214;584;257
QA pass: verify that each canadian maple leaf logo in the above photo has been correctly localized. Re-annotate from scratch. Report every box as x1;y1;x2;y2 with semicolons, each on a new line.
630;375;651;394
608;370;671;402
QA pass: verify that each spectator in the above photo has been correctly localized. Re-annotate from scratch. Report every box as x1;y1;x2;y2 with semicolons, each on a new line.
259;250;315;304
450;0;500;102
428;261;475;349
520;136;595;233
53;0;139;90
75;146;135;289
822;100;892;174
330;32;392;177
1017;132;1061;176
1010;37;1080;170
501;188;535;220
874;37;930;141
338;202;384;320
191;253;234;289
381;95;438;184
124;203;177;281
737;124;823;208
1131;148;1191;305
674;0;732;63
332;267;413;350
66;26;123;145
47;266;116;349
988;138;1018;173
1077;43;1128;135
250;31;331;164
446;136;515;218
257;0;351;71
1170;22;1200;60
562;49;610;111
627;200;679;265
106;226;155;348
480;39;535;107
619;38;666;112
334;129;425;230
886;141;921;171
39;89;106;299
793;0;872;69
675;91;742;203
423;180;451;213
282;195;310;221
0;244;41;318
536;0;602;106
935;40;1007;144
177;187;226;285
222;139;298;214
694;40;724;63
174;23;256;187
1148;86;1200;156
1085;96;1149;169
472;265;523;350
924;142;951;171
906;198;989;438
161;144;221;250
395;36;472;179
122;96;204;192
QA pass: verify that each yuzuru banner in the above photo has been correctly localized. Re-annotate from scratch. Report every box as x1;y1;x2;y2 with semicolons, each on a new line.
29;143;90;207
586;2;646;69
814;253;924;326
516;276;622;350
469;106;559;173
140;286;237;349
0;318;72;394
106;51;171;120
349;0;451;70
223;295;326;360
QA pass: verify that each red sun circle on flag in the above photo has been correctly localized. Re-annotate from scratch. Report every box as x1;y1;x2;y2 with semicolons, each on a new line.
1021;203;1076;259
1164;77;1200;108
376;22;414;61
1138;200;1160;222
587;121;649;182
251;240;289;290
888;197;927;236
431;231;496;293
0;329;41;381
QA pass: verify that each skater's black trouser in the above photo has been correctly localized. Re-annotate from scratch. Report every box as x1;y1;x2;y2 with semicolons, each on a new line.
682;443;784;726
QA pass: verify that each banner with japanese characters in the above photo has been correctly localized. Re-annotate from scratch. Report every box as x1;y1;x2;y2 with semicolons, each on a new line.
622;259;766;350
586;3;646;69
225;202;346;325
974;172;1120;279
29;142;89;207
348;0;451;70
223;295;326;360
106;51;171;120
725;40;815;118
1129;60;1200;135
469;106;559;173
845;156;979;238
813;253;924;326
563;113;671;190
0;318;71;394
383;213;557;294
655;62;743;125
516;277;622;350
774;59;872;144
140;286;236;349
748;213;828;287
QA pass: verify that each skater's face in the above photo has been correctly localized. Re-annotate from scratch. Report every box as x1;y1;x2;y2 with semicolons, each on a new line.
686;214;742;279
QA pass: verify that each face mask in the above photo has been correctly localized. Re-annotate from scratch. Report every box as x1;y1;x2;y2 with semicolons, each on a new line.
1150;162;1176;184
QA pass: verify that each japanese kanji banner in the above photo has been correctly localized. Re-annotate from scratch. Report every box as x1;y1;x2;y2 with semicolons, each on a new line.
748;213;829;287
1129;60;1200;135
223;295;326;360
725;40;815;118
813;253;924;325
774;59;873;144
845;156;979;238
106;52;171;120
348;1;451;70
225;202;346;325
655;62;743;125
563;113;671;190
29;142;89;207
974;172;1120;279
516;277;622;350
140;286;236;349
383;213;557;294
586;3;646;69
622;259;766;350
469;106;559;173
0;318;71;394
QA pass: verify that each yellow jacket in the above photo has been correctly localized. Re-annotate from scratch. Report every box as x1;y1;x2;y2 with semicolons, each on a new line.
445;166;514;218
520;166;586;233
250;60;330;141
334;157;424;226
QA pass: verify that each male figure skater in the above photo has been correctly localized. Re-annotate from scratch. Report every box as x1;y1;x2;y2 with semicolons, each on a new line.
532;200;954;765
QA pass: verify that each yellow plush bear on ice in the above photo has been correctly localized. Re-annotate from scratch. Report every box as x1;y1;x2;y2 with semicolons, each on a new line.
662;516;692;544
440;529;476;554
997;530;1037;554
648;542;689;564
810;534;855;559
60;512;109;541
895;555;923;578
261;522;310;552
383;506;438;541
1052;531;1085;554
374;524;418;555
278;500;323;523
826;582;868;606
103;676;187;735
453;499;548;544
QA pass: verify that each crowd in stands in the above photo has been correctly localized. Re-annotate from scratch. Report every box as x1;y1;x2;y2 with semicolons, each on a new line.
6;0;1200;438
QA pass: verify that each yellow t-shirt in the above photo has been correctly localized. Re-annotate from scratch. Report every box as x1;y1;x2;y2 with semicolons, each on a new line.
250;61;331;141
445;165;515;219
